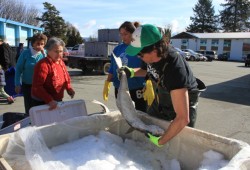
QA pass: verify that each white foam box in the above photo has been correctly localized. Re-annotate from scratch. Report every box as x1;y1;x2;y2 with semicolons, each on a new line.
29;99;87;127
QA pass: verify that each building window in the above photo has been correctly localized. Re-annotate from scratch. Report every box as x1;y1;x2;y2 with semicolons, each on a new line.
200;39;207;46
223;40;231;51
6;24;16;46
181;39;188;49
211;39;219;51
200;39;207;50
242;39;250;59
212;39;219;46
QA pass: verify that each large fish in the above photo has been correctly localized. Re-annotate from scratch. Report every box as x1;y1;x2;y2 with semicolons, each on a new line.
113;53;164;136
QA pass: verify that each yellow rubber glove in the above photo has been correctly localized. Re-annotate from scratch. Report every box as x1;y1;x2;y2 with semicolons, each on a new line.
103;80;111;101
143;80;155;106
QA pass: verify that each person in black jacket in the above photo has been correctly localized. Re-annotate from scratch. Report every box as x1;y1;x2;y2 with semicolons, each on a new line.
0;38;14;70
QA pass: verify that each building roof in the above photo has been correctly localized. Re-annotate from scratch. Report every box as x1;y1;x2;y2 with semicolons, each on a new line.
0;17;43;31
171;32;250;39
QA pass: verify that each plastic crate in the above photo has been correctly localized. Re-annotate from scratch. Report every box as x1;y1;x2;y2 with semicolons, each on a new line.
29;99;87;127
4;67;23;98
0;116;30;135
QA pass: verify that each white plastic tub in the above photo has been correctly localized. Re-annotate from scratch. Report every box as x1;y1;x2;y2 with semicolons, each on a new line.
0;102;250;170
29;99;88;127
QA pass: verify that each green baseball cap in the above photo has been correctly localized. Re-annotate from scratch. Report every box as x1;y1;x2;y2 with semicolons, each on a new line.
126;24;162;56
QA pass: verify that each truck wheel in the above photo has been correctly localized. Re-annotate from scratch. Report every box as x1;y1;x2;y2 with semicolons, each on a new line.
82;65;88;74
103;62;110;75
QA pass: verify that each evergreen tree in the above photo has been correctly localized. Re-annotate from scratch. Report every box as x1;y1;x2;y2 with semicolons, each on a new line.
65;25;83;47
88;36;97;42
36;2;67;40
219;0;250;32
163;25;172;42
186;0;218;33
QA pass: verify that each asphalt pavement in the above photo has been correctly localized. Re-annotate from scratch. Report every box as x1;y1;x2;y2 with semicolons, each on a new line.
1;60;250;144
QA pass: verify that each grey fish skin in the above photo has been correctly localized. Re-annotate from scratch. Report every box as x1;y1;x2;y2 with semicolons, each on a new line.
116;71;164;136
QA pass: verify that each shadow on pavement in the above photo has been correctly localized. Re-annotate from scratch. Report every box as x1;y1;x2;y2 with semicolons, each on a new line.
201;74;250;106
68;70;106;77
0;98;9;105
237;65;250;68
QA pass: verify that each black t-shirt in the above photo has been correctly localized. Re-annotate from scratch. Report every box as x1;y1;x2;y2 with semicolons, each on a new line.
142;46;197;92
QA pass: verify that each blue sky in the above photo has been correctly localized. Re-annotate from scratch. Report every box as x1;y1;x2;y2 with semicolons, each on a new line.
22;0;225;38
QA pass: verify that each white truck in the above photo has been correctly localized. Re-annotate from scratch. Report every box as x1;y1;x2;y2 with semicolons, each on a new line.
67;29;121;75
67;42;118;74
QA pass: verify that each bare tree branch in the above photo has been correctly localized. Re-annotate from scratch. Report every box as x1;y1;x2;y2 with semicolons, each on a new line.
0;0;40;26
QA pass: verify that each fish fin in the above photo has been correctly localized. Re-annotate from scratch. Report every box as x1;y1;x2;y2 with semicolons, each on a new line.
92;100;110;113
126;126;150;135
125;126;136;134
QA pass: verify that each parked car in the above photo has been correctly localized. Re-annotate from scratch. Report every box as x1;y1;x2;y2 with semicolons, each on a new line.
196;52;207;61
182;49;200;61
244;54;250;67
69;44;85;55
196;50;217;61
62;47;69;65
218;52;230;61
174;47;190;60
66;47;73;51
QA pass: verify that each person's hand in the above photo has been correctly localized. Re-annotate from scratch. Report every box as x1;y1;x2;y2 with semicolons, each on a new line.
143;80;155;106
103;80;111;101
48;100;57;110
67;89;75;99
41;48;45;55
117;66;134;80
15;86;21;94
145;132;163;147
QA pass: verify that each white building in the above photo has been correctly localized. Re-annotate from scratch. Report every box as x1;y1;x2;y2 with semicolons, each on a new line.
171;32;250;61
